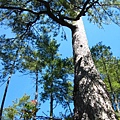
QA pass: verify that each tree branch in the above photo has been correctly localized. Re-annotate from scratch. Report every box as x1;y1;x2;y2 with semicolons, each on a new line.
37;0;74;29
0;6;46;15
59;16;77;21
85;0;99;13
97;2;120;26
0;1;74;29
76;0;99;19
76;0;91;19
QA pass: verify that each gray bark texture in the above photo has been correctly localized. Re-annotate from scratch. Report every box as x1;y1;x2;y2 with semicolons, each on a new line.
72;18;117;120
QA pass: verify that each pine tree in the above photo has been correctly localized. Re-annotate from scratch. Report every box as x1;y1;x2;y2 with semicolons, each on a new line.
0;36;24;119
21;32;73;119
40;39;73;119
0;0;120;119
91;42;120;113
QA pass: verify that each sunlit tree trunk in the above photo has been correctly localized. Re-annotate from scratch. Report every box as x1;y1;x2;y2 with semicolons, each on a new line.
72;18;117;120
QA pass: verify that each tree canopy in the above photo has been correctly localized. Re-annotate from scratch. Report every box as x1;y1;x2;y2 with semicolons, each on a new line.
0;0;120;35
0;0;120;120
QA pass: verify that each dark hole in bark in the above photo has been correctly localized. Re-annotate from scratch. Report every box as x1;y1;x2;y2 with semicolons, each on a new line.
80;45;83;47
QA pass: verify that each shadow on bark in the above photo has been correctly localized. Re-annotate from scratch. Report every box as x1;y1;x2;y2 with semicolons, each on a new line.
73;52;117;120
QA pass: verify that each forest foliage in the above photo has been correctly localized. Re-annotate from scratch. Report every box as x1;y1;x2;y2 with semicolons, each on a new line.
0;0;120;119
1;42;120;119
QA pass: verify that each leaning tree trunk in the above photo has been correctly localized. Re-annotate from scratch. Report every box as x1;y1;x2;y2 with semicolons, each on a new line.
0;74;12;120
72;18;117;120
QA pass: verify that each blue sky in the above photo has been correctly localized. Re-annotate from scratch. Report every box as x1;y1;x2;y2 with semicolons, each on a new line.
0;16;120;117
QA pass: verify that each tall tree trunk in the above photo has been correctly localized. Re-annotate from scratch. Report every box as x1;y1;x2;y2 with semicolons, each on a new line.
72;18;117;120
0;58;17;120
0;74;12;120
33;70;39;120
35;71;38;102
49;52;54;120
50;88;53;120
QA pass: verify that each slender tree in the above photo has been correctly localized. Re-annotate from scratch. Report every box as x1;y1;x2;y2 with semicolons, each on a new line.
0;0;120;119
20;31;73;119
40;39;73;119
0;36;23;119
20;43;44;119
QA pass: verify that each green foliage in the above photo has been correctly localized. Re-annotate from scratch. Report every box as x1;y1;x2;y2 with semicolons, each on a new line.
16;29;74;116
116;112;120;120
3;94;38;120
0;22;73;117
0;0;119;118
91;42;120;94
91;42;120;112
41;57;73;105
39;39;73;108
0;36;19;78
0;0;120;38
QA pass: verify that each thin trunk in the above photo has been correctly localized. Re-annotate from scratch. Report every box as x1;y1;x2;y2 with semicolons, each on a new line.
49;52;54;120
115;59;120;83
101;56;115;103
33;70;39;120
66;101;73;116
0;74;12;120
35;71;38;101
50;86;53;120
72;18;117;120
0;56;17;120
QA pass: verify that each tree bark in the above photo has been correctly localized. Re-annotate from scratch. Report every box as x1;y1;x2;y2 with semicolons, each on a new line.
72;18;117;120
0;74;12;120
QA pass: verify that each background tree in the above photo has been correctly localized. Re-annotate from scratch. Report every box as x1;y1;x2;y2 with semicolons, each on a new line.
21;32;73;119
20;46;41;120
91;42;120;113
0;36;25;119
1;33;73;120
40;39;73;119
0;0;120;119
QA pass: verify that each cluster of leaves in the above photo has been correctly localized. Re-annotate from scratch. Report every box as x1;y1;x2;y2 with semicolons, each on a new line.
3;94;38;120
40;41;73;107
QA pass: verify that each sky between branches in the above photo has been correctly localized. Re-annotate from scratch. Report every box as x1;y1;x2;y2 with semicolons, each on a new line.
0;16;120;116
